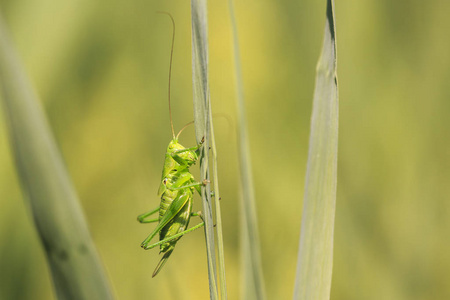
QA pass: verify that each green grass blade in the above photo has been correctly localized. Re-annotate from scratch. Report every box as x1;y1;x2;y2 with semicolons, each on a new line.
190;1;219;299
293;0;338;299
209;109;228;299
227;1;267;299
0;16;114;300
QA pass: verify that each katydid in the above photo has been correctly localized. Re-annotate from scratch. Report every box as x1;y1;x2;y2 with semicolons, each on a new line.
137;12;206;277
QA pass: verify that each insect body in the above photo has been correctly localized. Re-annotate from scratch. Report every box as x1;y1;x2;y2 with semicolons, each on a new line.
137;12;205;277
138;134;205;277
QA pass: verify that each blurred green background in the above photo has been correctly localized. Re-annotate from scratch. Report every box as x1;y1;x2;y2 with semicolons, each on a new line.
1;0;449;299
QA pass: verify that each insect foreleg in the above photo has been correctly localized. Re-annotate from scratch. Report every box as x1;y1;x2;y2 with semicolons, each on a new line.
168;181;205;191
168;173;209;192
172;144;202;155
190;185;214;197
142;221;205;250
137;207;160;223
191;185;216;197
169;172;193;189
170;148;200;166
170;141;204;163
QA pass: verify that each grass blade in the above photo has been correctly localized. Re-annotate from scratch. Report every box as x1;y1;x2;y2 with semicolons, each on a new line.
0;16;114;300
209;109;228;299
190;1;219;299
293;0;339;299
227;1;267;299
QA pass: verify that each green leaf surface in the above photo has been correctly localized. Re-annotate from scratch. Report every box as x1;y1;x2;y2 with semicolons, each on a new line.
227;1;267;300
0;16;114;300
190;1;219;299
293;0;338;299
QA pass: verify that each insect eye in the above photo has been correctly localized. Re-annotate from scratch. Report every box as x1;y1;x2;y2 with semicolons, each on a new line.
163;178;168;184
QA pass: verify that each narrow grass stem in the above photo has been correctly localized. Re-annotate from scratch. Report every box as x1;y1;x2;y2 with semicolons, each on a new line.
227;1;267;299
191;1;219;299
209;106;228;299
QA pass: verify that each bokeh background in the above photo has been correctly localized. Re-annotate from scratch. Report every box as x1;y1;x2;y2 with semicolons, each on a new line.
1;0;450;299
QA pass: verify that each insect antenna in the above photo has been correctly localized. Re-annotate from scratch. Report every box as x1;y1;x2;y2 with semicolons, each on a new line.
176;121;194;140
175;114;232;140
157;11;176;139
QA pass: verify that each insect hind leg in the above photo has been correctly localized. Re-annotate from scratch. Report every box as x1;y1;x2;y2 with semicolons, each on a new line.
137;206;160;223
142;221;205;250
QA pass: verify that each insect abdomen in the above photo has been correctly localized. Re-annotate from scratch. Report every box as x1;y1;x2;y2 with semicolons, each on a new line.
159;189;176;220
159;189;193;252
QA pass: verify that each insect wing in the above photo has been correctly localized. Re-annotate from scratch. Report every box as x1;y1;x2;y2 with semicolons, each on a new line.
143;191;191;245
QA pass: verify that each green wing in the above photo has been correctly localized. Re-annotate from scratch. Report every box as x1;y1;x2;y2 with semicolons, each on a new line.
141;191;190;248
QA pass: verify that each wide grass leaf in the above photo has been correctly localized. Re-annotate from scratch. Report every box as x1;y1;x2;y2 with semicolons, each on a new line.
293;0;339;299
0;16;114;300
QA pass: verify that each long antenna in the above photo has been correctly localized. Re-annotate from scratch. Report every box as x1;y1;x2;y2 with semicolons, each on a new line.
176;121;194;140
157;11;176;139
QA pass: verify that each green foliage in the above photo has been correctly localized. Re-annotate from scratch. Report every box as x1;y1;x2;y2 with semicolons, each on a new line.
227;0;267;299
293;0;338;299
0;16;113;300
1;0;450;299
191;1;219;298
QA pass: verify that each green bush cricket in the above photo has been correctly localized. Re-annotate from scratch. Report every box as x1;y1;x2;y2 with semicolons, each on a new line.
137;12;206;277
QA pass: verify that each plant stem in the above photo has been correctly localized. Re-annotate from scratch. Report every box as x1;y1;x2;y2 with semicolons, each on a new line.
227;1;267;299
191;1;219;299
